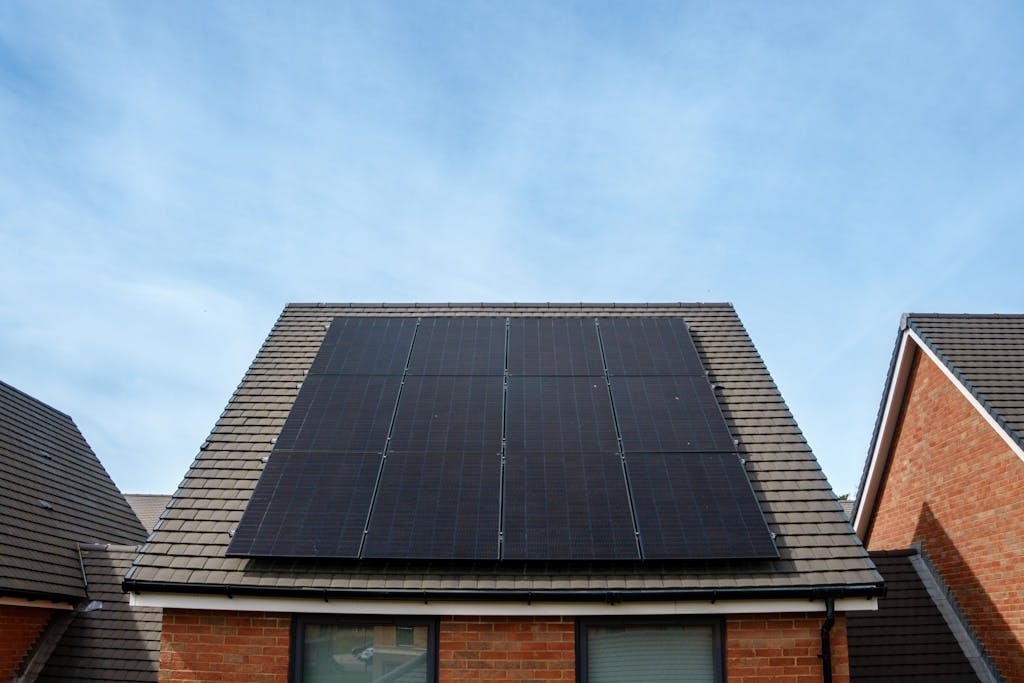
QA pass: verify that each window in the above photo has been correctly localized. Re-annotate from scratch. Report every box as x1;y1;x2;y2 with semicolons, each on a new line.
292;616;437;683
577;618;724;683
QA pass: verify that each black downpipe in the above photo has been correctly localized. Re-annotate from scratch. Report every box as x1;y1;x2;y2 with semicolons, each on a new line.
821;595;835;683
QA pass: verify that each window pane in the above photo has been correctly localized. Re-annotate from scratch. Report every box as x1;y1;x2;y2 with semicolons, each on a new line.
303;623;429;683
587;624;714;682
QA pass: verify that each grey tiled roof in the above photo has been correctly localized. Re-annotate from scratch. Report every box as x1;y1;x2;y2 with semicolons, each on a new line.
128;304;880;595
907;314;1024;453
38;544;160;682
0;381;147;601
126;494;172;533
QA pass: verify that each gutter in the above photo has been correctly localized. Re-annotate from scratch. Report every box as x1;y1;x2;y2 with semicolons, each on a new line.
123;579;882;603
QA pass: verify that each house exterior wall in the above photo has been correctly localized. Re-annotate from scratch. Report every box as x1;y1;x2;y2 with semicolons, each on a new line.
155;609;849;682
866;349;1024;680
0;604;54;679
727;613;849;683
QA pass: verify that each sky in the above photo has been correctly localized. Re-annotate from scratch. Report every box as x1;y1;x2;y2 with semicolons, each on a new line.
1;2;1021;497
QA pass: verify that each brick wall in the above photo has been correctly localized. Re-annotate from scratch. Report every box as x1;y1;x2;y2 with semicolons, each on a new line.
0;604;54;679
867;349;1024;679
439;616;574;681
159;609;290;683
727;612;849;683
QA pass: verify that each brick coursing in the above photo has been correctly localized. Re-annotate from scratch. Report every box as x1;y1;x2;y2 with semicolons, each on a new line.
159;609;290;683
867;350;1024;680
0;605;53;679
439;616;575;681
727;612;849;683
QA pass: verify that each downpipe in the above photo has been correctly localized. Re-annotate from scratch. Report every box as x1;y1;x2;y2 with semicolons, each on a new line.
821;595;835;683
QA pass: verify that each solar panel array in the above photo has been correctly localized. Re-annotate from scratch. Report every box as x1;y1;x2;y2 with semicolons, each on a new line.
228;316;777;561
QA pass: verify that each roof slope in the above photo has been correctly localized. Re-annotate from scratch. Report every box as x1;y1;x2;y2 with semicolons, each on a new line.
907;314;1024;453
125;494;172;534
847;549;995;682
37;545;161;682
0;381;147;601
127;303;879;596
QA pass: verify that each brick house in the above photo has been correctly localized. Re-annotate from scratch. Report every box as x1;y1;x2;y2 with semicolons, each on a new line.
0;380;161;681
852;314;1024;680
126;303;883;683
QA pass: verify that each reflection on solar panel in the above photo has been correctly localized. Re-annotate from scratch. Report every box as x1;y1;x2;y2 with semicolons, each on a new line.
389;377;503;454
626;452;778;559
600;317;704;375
276;375;401;452
363;453;501;559
310;317;416;375
231;314;776;562
502;452;639;560
611;376;735;453
228;452;380;557
507;318;604;375
407;317;505;375
505;377;618;453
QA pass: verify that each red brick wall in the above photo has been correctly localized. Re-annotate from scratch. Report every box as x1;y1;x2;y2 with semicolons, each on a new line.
439;616;574;681
867;349;1024;679
159;609;290;683
0;604;54;678
727;612;849;683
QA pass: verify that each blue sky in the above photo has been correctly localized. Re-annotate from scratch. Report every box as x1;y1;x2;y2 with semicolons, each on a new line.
1;2;1021;496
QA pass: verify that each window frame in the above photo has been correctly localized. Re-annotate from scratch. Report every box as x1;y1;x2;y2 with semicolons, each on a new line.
575;616;726;683
290;614;439;683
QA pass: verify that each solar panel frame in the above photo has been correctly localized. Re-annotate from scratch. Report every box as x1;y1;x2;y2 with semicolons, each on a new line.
388;376;504;455
407;317;506;375
507;318;605;375
275;374;401;453
502;452;640;560
227;451;381;558
310;317;417;375
600;317;705;376
625;452;778;560
505;376;619;454
363;453;501;559
610;375;735;453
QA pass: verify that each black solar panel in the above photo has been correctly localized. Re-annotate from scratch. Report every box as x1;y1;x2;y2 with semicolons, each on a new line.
310;317;416;374
388;376;503;454
600;317;704;375
611;375;735;453
363;453;501;559
407;317;505;375
505;377;618;453
276;374;401;452
227;452;380;557
507;318;604;375
502;452;639;560
626;452;777;559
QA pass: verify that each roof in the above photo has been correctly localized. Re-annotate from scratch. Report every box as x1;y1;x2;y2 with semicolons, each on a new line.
37;544;160;682
847;548;997;682
127;303;880;598
126;494;172;533
0;380;147;601
854;314;1024;536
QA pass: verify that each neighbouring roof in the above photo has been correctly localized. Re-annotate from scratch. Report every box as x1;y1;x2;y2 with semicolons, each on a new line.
847;548;997;682
907;314;1024;453
127;303;879;598
37;544;161;683
125;494;172;534
0;381;147;601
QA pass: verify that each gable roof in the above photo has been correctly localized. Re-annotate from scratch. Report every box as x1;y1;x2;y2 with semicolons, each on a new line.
847;548;998;682
0;380;147;602
125;494;172;534
854;314;1024;536
126;303;880;604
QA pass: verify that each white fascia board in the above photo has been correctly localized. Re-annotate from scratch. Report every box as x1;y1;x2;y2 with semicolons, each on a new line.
0;596;75;610
854;328;1024;540
131;592;877;615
